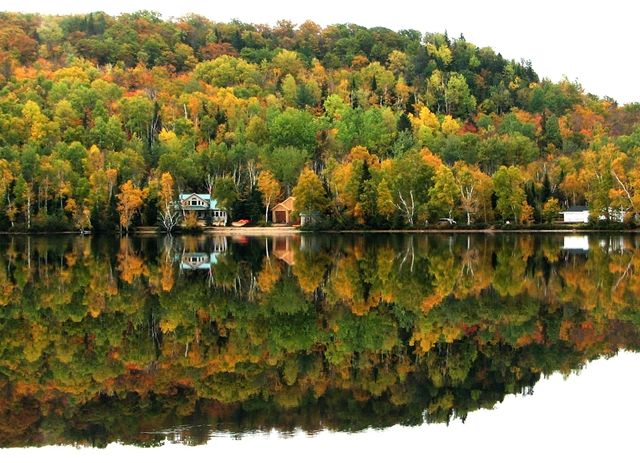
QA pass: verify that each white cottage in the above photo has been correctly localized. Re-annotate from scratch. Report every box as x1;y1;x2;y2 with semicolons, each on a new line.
561;206;590;223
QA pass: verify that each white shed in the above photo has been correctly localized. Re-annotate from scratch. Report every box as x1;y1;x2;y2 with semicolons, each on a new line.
561;206;590;223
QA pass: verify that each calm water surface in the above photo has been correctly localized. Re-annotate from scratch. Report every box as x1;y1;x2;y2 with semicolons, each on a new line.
0;232;638;452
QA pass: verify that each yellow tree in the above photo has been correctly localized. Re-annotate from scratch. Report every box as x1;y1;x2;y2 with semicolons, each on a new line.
292;167;329;216
542;198;562;223
560;171;585;206
427;165;459;222
86;145;118;209
157;172;178;232
64;198;91;232
441;115;461;135
328;146;381;224
409;105;440;135
376;178;395;220
453;161;493;225
578;146;619;220
0;160;15;227
116;180;147;233
257;170;281;223
609;148;640;219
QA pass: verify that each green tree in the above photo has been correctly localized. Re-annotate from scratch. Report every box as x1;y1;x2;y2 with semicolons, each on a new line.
384;150;439;226
262;146;310;194
542;197;561;223
281;74;298;106
445;73;476;118
268;108;318;152
493;166;527;223
212;175;237;210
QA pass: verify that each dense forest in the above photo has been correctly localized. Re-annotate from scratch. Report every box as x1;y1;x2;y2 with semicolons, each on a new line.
1;233;639;446
0;11;639;231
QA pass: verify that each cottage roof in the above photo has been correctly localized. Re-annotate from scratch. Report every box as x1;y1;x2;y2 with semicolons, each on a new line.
562;205;589;213
179;193;220;210
272;196;295;212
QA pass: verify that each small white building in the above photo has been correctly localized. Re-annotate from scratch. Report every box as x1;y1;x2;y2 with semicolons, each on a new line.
561;205;626;223
604;207;625;223
561;206;590;223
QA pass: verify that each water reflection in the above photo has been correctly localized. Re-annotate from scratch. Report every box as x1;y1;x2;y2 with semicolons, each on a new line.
0;232;639;448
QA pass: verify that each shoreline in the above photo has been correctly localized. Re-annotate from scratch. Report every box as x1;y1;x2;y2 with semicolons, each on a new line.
322;228;640;234
1;227;640;237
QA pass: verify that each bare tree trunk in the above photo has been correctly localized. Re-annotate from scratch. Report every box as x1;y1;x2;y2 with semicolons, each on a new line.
205;174;214;196
612;169;636;216
395;190;415;226
26;192;31;229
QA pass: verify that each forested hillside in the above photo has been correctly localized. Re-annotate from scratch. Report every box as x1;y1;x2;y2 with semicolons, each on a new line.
0;11;639;230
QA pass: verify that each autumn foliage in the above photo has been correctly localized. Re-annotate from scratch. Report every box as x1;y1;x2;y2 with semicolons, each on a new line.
0;233;638;445
0;12;638;232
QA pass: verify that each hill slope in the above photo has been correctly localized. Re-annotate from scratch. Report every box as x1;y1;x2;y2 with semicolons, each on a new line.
0;11;639;230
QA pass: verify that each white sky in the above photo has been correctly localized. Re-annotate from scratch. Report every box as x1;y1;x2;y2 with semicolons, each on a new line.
3;351;640;463
3;0;639;104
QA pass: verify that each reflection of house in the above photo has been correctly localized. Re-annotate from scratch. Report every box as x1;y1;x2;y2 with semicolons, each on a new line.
181;252;216;270
272;196;295;224
562;235;629;255
561;206;589;223
210;235;228;253
179;193;227;226
272;235;296;265
179;236;228;270
562;235;589;253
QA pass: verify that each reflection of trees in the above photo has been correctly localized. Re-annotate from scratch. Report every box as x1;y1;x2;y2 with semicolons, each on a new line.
0;233;640;447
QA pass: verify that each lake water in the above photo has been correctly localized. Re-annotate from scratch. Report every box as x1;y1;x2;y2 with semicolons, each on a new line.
1;232;639;461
